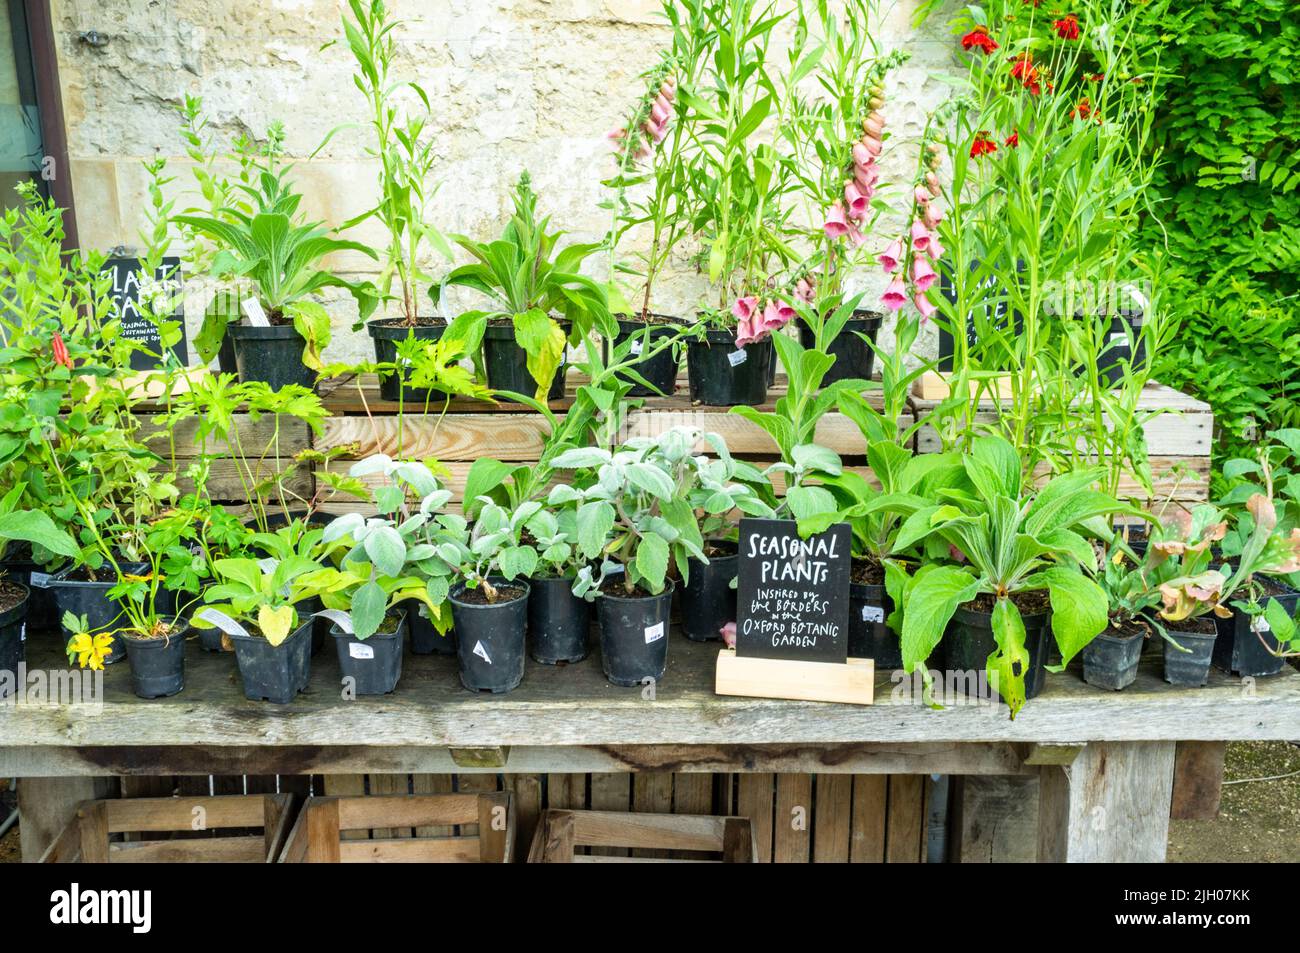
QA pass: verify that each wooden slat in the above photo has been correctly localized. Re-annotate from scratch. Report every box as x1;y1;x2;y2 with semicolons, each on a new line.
477;791;514;862
812;774;852;863
546;774;586;810
365;775;410;838
324;775;367;841
736;774;774;863
137;414;310;458
673;774;713;816
339;836;480;863
316;372;577;415
318;414;554;462
456;774;499;838
773;773;811;863
588;773;632;857
568;810;729;852
78;802;111;864
506;775;543;862
632;772;674;859
411;774;456;837
109;836;266;863
913;408;1213;457
304;798;342;863
849;774;887;863
104;795;267;833
885;775;925;863
336;793;480;832
949;776;1038;863
1170;741;1226;821
180;458;310;502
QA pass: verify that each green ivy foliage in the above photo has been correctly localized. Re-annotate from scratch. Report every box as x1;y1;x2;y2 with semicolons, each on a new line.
1139;0;1300;468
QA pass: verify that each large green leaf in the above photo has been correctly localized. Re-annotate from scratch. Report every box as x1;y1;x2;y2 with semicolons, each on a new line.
988;598;1030;719
1036;568;1109;670
634;533;670;593
512;308;566;401
0;510;78;557
576;501;615;560
900;564;980;671
350;579;388;640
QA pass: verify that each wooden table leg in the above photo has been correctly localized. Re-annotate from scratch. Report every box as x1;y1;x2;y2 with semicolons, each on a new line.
17;776;117;863
1037;741;1176;862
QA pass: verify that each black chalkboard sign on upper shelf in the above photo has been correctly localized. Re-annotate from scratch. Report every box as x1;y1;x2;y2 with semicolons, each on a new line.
936;259;1023;372
103;257;188;371
734;517;851;664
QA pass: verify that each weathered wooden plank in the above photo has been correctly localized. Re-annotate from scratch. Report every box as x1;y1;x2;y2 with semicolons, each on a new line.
135;414;311;459
546;774;586;810
410;773;455;838
1038;740;1177;862
179;458;312;502
318;414;555;462
849;774;886;863
456;774;499;838
632;772;674;858
505;775;543;862
18;776;115;863
884;775;925;863
323;775;367;841
736;774;775;863
773;773;812;863
812;773;852;863
1170;740;1226;821
588;773;632;858
366;774;410;838
913;409;1213;457
949;775;1038;863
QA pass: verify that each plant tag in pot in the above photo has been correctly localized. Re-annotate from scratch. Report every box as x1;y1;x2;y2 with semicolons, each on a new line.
473;640;492;664
861;604;884;623
1251;615;1271;634
242;297;271;327
630;338;643;356
644;621;665;644
28;572;50;589
728;349;747;367
349;642;375;660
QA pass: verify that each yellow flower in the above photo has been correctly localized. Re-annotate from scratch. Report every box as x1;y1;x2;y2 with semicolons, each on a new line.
68;632;114;670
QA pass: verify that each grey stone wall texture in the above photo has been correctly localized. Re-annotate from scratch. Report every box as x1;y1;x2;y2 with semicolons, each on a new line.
52;0;959;363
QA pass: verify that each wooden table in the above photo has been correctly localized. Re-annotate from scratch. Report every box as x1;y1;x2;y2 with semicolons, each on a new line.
4;634;1297;863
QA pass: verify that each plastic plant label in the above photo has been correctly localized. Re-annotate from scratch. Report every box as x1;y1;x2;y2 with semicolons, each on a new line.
348;642;375;660
19;623;25;643
861;604;885;624
1251;615;1271;634
28;573;50;589
473;640;492;664
241;297;271;326
727;348;748;367
644;621;665;644
630;339;643;356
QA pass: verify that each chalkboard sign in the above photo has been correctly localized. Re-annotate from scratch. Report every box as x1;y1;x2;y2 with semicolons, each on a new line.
937;259;1023;371
103;257;188;371
735;518;851;664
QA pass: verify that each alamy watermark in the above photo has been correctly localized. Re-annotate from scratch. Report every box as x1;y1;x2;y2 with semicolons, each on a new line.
0;664;104;713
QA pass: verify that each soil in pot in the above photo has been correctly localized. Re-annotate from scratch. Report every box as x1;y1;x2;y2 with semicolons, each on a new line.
613;316;681;396
597;577;674;687
686;330;772;406
527;576;589;664
797;310;883;386
1213;577;1296;678
1163;616;1218;686
367;317;450;403
848;558;901;668
50;563;147;666
945;590;1052;702
0;582;29;697
451;580;529;692
0;550;60;632
482;320;566;401
681;541;737;642
230;618;313;704
1082;616;1148;691
332;612;407;696
121;622;187;699
228;321;315;392
405;598;456;656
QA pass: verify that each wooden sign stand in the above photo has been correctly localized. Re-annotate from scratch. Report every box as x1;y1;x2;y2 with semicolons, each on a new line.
714;650;875;706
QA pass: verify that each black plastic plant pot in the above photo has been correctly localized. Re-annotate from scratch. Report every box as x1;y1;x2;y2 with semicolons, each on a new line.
686;331;772;407
680;543;737;643
849;582;901;669
50;563;147;666
798;311;883;386
482;323;565;401
1212;585;1296;677
945;604;1051;701
228;322;315;392
230;618;313;704
527;575;589;664
597;580;675;688
122;624;187;699
1081;627;1144;691
450;579;529;692
1163;626;1216;687
0;557;59;632
404;599;456;656
332;612;408;696
614;318;679;397
0;584;29;698
367;318;449;403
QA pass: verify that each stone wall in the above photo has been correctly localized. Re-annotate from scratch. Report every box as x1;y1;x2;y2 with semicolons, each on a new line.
51;0;958;363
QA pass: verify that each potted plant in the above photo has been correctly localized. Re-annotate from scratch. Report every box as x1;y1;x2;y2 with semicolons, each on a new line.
195;556;338;704
1081;533;1163;691
522;504;595;664
553;427;711;687
896;435;1128;717
433;173;610;402
339;0;456;403
176;163;379;391
441;501;538;693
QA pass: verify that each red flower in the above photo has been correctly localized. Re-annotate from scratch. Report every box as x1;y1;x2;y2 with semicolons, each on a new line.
1053;14;1081;40
970;132;998;158
960;26;999;55
1071;97;1093;120
1005;130;1020;148
1086;72;1105;83
51;332;72;369
1009;53;1042;95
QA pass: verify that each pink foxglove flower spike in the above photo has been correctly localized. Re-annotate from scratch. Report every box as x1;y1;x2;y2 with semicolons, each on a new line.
879;240;903;273
882;276;908;310
823;200;850;239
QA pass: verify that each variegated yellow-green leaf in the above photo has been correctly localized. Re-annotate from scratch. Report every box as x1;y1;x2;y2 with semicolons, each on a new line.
259;604;295;647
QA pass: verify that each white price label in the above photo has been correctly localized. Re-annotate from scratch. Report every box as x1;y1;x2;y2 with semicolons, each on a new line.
629;339;643;356
861;604;885;624
241;297;271;326
473;640;493;664
1251;615;1272;634
28;573;50;589
348;642;375;660
727;348;748;367
644;621;665;644
19;622;26;643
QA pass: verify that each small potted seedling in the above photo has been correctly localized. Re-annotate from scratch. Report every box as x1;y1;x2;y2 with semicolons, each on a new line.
523;504;596;664
554;427;711;687
1083;532;1163;691
445;501;538;693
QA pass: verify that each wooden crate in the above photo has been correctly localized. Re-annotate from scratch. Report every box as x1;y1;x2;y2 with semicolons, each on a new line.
279;792;515;863
527;809;757;863
39;794;296;863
